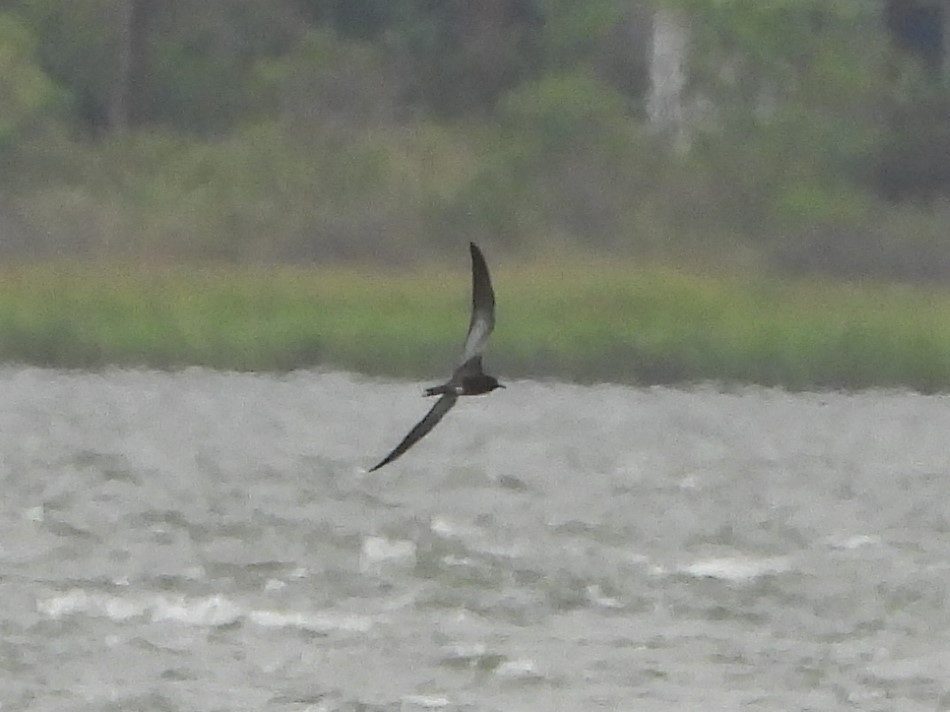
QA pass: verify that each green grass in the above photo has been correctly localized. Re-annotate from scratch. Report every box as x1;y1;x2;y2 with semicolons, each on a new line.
2;261;950;391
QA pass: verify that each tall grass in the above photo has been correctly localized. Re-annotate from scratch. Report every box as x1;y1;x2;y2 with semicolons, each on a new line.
2;261;950;391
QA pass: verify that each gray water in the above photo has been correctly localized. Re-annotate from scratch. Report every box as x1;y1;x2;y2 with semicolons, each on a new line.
2;367;950;711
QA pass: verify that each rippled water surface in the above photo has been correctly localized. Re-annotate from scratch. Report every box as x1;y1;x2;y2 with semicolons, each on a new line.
2;367;950;711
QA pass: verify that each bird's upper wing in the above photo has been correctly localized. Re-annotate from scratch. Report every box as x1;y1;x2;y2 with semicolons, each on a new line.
369;393;458;471
457;242;496;368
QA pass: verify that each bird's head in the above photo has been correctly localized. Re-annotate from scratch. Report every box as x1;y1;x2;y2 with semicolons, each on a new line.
488;377;505;391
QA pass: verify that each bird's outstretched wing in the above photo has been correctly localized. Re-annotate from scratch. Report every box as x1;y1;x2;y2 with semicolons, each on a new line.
369;394;458;472
457;243;496;368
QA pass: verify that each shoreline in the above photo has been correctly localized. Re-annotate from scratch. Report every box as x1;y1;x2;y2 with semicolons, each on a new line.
2;262;949;392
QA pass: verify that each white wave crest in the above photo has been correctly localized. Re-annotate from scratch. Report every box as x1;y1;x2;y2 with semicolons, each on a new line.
37;589;373;633
680;555;791;582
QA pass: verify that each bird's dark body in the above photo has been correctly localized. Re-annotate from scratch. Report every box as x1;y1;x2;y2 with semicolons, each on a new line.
369;243;503;471
424;372;502;397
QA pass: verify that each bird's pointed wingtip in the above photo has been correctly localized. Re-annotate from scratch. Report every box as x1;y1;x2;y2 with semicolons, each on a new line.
469;242;489;268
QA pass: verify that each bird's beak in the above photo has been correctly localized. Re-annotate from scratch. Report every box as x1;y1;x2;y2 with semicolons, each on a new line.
499;384;507;389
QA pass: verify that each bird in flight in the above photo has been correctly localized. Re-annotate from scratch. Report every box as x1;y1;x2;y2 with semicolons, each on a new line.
369;242;504;471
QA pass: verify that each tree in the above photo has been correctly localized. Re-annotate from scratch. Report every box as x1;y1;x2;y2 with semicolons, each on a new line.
0;11;60;147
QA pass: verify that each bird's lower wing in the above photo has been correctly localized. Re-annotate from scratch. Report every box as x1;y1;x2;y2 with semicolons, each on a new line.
369;393;458;471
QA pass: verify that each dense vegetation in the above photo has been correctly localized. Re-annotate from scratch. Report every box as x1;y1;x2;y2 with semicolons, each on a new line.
1;0;949;276
2;1;950;387
3;262;950;391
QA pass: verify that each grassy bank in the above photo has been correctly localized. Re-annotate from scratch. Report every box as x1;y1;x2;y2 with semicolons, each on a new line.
2;261;950;391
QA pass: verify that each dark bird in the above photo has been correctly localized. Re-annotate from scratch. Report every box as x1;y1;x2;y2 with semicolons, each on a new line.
369;242;504;471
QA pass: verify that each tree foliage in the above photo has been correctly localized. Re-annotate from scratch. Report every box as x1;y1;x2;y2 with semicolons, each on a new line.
0;11;62;146
0;0;949;278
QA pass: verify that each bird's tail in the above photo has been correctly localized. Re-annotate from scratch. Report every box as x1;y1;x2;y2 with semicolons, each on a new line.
424;384;450;397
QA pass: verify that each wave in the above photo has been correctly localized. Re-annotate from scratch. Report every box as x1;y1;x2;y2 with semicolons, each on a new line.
36;588;373;633
677;555;791;582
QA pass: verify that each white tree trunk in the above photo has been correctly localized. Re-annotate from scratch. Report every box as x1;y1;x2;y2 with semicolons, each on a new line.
647;6;688;147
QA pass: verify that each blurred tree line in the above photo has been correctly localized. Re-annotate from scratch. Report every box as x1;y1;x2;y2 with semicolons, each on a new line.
1;0;949;278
